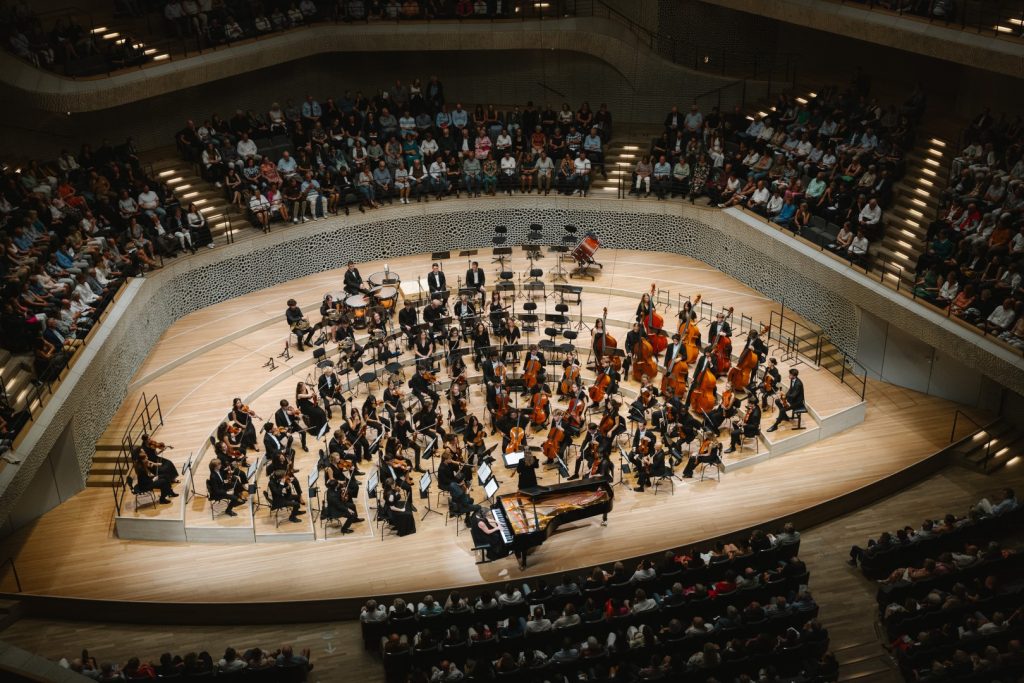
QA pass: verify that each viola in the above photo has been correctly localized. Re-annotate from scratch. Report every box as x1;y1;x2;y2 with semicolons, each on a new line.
761;372;776;394
642;283;668;354
506;426;525;454
531;391;548;426
541;424;564;462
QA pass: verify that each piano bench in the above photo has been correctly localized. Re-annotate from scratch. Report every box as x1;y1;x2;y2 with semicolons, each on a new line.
473;544;492;564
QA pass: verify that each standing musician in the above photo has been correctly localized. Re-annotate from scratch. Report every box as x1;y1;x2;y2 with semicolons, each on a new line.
622;322;646;377
207;459;242;516
465;260;486;303
767;368;805;432
488;291;507;333
569;422;600;479
759;357;782;409
343;261;369;295
634;291;656;323
323;478;361;534
317;366;345;420
229;399;260;452
393;412;424;472
470;321;491;369
286;298;315;351
398;300;419;349
522;344;547;386
632;429;658;493
268;469;304;523
296;381;328;436
427;262;447;298
682;432;723;478
275;399;309;452
262;421;295;464
500;317;521;363
464;415;488;465
726;398;762;453
708;311;732;341
409;364;440;406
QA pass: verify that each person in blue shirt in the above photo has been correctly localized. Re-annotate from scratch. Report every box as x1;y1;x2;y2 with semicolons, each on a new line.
372;160;394;204
300;172;322;220
771;197;797;228
450;103;469;131
301;96;321;126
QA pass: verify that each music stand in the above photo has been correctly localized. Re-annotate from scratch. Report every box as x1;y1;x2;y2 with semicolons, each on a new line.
307;468;321;524
483;477;499;501
554;455;569;482
613;446;632;489
477;461;494;487
418;471;443;519
431;251;451;268
549;245;570;282
183;452;204;503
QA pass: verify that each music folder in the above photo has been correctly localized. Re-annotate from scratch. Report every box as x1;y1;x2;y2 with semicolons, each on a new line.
484;478;499;500
503;451;525;467
477;461;493;486
418;470;432;497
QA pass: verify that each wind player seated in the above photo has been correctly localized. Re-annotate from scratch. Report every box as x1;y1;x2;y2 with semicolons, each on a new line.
398;300;419;349
453;294;476;340
285;299;317;351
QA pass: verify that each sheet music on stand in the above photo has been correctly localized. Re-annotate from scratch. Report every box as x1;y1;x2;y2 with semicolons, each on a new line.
418;470;432;496
477;461;493;486
555;455;569;479
367;469;380;497
503;451;525;468
484;478;499;500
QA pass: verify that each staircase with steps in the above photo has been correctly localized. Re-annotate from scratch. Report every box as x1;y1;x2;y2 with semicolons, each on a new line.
147;155;241;244
871;137;952;289
0;349;40;419
85;445;123;489
952;416;1024;473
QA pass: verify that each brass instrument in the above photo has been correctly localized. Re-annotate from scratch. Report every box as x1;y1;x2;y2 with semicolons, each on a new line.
291;318;312;332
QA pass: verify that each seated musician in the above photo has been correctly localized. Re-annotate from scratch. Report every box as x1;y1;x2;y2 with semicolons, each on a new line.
265;451;295;478
414;402;445;451
207;459;242;517
465;260;486;302
275;399;309;452
317;366;344;420
412;329;437;369
438;449;480;515
267;469;304;523
600;402;628;450
228;399;259;452
444;326;462;365
726;398;762;453
635;443;669;493
629;386;658;425
333;318;364;361
501;317;521;362
522;344;547;385
470;508;517;563
382;378;404;418
320;293;338;321
463;415;487;462
631;429;657;492
323;477;362;533
138;434;180;482
470;321;490;369
263;422;295;464
398;300;419;349
568;426;600;479
409;364;440;406
759;357;782;410
327;430;360;473
745;329;769;387
558;353;582;399
343;261;368;295
132;445;178;504
392;413;424;472
453;294;476;339
767;368;805;432
682;433;723;478
285;298;315;351
563;384;588;437
448;383;469;434
497;408;526;453
344;409;372;462
216;422;248;465
702;390;738;433
481;350;500;386
603;355;623;396
362;394;386;433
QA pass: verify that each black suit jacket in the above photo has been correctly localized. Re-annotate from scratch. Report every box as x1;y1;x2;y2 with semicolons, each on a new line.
264;431;285;458
318;373;340;397
428;271;446;293
786;378;805;410
343;268;363;294
208;470;232;499
466;268;485;289
275;408;298;429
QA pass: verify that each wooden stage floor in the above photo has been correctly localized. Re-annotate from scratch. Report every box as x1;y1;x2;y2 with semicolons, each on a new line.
0;249;972;604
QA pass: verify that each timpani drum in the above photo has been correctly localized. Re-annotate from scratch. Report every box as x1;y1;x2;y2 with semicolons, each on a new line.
373;285;399;311
571;233;601;265
345;294;369;325
368;270;401;288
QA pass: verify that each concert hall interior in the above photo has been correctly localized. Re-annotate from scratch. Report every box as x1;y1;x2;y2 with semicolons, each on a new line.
1;1;1023;682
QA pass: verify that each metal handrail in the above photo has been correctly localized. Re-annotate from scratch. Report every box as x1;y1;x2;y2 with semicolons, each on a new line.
0;556;22;593
111;392;164;516
950;408;983;443
836;0;1024;38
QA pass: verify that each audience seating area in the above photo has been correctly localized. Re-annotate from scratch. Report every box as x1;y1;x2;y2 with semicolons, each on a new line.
846;488;1024;681
358;525;841;682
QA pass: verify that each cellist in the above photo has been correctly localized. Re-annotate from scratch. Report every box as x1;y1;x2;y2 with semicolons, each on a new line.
558;352;581;400
522;343;547;387
622;322;646;377
684;345;717;411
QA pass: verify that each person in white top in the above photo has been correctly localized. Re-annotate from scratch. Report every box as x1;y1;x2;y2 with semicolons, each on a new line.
747;182;770;212
428;156;448;200
249;192;271;233
499;151;517;196
137;185;165;219
571;152;591;196
236;133;258;168
858;198;882;238
847;229;869;264
419;134;439;159
981;298;1017;334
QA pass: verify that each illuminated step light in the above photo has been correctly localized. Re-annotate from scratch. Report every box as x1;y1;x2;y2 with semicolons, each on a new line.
622;145;639;150
924;158;939;167
607;170;625;176
745;115;755;121
615;161;630;167
973;432;987;441
896;240;913;248
913;178;934;188
795;97;808;104
913;188;930;198
174;183;192;191
617;153;636;159
996;447;1009;457
807;91;817;98
995;25;1014;33
158;170;177;177
165;177;185;184
911;198;927;208
1010;17;1024;25
182;191;199;199
900;229;917;238
533;2;551;7
884;272;899;281
1008;456;1020;467
102;32;120;39
921;167;936;177
929;138;947;147
757;111;768;117
144;48;158;55
600;186;617;192
905;207;924;218
891;251;909;260
193;198;209;205
769;106;776;112
926;147;943;157
154;54;170;61
89;26;108;34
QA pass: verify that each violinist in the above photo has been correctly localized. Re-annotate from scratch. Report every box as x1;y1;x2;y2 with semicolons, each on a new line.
381;436;414;482
470;321;491;369
629;385;658;424
517;450;540;491
327;429;360;472
767;368;805;432
464;415;488;464
274;399;308;452
229;399;260;452
414;401;444;450
138;434;180;482
726;398;762;453
487;378;509;433
393;412;424;472
317;366;344;421
409;364;440;406
632;430;657;492
759;357;782;409
622;322;646;377
296;381;328;436
362;394;386;433
569;423;600;479
384;478;416;536
207;459;242;516
323;477;361;533
382;378;405;418
262;422;295;464
286;298;315;352
702;390;738;433
343;260;369;295
413;328;437;368
682;432;723;478
501;317;521;363
439;450;479;515
132;445;178;504
522;344;547;386
216;421;247;464
344;407;372;462
448;382;469;433
398;300;419;349
268;468;304;523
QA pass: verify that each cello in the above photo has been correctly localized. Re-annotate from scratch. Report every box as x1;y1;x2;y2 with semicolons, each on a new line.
678;294;702;364
523;355;542;390
559;359;580;398
589;360;611;403
506;423;526;454
541;421;564;463
641;283;668;353
593;307;617;358
712;307;734;376
530;389;549;427
727;324;769;393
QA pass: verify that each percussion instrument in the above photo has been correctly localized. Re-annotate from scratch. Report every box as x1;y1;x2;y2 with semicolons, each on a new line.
368;270;401;288
373;285;399;311
571;233;601;267
346;294;369;322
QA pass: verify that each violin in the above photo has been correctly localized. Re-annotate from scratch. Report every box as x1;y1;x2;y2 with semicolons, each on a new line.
542;423;564;462
589;363;611;403
642;284;668;354
506;425;525;454
530;391;548;427
678;294;702;364
422;370;437;383
593;307;617;357
727;324;769;393
146;437;171;451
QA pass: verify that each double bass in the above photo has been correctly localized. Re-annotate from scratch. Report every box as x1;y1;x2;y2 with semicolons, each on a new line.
661;356;689;398
631;333;658;383
727;324;769;393
688;353;718;415
641;283;668;354
678;294;702;364
592;307;617;358
712;307;734;376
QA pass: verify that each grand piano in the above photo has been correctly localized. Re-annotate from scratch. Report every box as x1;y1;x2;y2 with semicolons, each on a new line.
488;477;614;566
